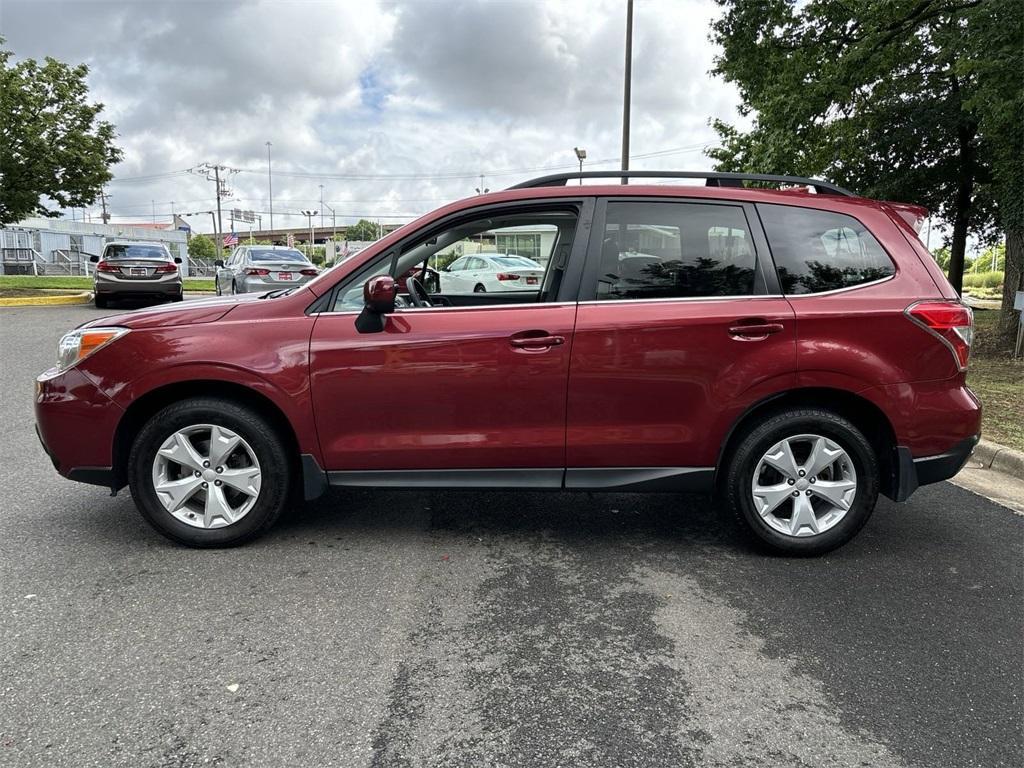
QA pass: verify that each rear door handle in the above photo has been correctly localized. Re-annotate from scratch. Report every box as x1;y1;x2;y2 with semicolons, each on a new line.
510;332;565;350
728;322;784;339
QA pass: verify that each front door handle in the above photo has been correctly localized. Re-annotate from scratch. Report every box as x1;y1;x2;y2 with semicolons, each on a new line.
728;320;785;339
510;332;565;350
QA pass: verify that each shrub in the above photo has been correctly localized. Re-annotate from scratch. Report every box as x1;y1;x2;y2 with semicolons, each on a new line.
961;271;1004;289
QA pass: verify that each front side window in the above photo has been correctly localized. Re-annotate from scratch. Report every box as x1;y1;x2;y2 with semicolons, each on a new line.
330;208;579;311
758;204;895;294
594;202;757;300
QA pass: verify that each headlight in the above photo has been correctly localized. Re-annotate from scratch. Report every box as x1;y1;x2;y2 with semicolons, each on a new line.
55;327;129;373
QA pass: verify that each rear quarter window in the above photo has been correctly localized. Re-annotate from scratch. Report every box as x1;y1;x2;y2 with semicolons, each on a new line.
757;204;894;294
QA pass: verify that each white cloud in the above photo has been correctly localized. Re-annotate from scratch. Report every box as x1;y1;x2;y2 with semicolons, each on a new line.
1;0;743;231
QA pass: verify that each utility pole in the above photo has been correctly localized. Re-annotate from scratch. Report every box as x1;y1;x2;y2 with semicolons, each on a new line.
99;190;111;224
266;142;274;230
621;0;634;184
192;163;235;259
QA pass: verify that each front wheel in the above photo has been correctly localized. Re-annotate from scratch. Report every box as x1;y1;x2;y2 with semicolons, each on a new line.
720;408;879;556
128;397;293;547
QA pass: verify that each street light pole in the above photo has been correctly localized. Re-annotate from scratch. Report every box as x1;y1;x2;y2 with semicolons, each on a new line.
301;210;316;260
621;0;634;184
266;141;274;230
574;147;587;185
319;184;325;229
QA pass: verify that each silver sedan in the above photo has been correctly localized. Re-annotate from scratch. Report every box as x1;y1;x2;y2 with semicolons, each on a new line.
214;246;320;295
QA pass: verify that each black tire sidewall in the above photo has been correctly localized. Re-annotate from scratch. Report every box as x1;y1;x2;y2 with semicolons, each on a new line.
725;409;879;556
128;398;291;547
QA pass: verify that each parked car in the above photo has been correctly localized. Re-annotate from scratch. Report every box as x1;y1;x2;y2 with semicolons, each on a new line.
90;241;183;308
214;246;319;295
36;171;980;554
440;252;546;293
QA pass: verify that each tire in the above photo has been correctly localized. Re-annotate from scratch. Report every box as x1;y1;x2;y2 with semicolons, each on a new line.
473;284;486;293
128;397;293;547
94;294;109;309
231;280;239;295
720;408;879;556
172;290;184;302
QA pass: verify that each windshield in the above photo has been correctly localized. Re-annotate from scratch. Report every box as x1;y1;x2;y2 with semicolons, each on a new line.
250;248;309;262
104;245;170;261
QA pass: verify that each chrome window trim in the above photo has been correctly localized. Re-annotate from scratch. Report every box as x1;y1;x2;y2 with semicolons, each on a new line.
782;274;896;298
577;294;784;306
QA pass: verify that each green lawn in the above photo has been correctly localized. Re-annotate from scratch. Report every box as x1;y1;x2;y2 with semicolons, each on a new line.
0;275;216;292
968;310;1024;452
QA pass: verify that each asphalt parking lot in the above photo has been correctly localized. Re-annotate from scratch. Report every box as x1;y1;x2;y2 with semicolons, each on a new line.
1;301;1021;768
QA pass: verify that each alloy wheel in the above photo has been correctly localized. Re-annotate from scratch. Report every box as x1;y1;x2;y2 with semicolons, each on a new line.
750;433;857;538
151;424;261;529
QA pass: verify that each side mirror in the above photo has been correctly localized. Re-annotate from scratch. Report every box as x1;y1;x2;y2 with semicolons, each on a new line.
89;255;99;263
356;275;397;333
214;259;225;268
174;256;183;264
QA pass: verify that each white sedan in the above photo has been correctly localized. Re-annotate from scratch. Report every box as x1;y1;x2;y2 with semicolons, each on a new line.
439;253;546;293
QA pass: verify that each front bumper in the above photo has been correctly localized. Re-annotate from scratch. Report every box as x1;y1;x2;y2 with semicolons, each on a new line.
889;435;980;502
35;367;123;488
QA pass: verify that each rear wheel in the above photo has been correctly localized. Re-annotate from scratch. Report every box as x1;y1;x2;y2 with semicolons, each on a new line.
720;408;879;556
128;397;292;547
94;294;109;309
474;283;486;293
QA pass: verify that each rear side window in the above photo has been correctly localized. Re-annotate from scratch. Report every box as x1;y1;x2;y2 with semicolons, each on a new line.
595;202;757;300
758;204;894;294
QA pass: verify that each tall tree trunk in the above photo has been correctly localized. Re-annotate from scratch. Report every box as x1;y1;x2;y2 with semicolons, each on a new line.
947;77;976;297
999;227;1023;337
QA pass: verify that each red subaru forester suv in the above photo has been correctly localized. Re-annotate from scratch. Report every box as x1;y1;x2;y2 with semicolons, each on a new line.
35;172;980;555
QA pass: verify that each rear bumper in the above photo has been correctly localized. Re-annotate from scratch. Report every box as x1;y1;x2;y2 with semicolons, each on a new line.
889;435;980;502
95;272;182;296
238;275;314;293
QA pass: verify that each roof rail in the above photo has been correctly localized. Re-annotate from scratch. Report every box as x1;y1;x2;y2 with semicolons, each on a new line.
508;170;855;197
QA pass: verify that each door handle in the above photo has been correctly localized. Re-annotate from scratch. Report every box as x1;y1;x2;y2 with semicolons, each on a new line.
510;332;565;350
728;321;784;339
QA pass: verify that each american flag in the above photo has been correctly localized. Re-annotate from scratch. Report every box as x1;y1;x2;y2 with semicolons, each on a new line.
223;230;239;247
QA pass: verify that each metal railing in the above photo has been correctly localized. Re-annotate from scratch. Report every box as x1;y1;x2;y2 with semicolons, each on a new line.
50;249;89;276
1;248;43;275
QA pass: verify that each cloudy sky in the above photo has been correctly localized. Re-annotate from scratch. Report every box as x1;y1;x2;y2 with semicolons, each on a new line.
0;0;744;233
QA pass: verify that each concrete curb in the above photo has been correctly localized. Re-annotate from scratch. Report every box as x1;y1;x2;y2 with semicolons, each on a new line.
0;291;93;307
973;439;1024;478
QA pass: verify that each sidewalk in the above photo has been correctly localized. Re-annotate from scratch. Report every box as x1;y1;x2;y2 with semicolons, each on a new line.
950;440;1024;515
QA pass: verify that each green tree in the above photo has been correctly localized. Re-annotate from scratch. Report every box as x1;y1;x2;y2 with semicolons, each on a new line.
187;233;216;262
708;0;1019;297
0;39;123;225
344;219;381;241
958;0;1023;335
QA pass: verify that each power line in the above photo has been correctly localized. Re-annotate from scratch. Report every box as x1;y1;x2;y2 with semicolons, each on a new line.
104;142;716;186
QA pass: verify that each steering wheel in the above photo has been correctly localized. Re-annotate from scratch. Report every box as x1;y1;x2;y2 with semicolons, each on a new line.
405;275;432;308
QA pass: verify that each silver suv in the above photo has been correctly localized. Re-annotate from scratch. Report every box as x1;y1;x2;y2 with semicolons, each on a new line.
90;241;183;308
214;246;319;295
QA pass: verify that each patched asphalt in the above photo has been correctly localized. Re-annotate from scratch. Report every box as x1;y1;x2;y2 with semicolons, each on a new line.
1;304;1021;768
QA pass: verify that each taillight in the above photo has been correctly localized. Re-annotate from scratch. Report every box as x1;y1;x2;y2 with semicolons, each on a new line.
496;273;520;281
300;268;318;276
906;300;974;371
95;260;119;273
154;263;178;274
245;268;271;276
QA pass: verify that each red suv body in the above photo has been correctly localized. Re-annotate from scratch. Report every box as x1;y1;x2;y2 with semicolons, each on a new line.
35;173;980;554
